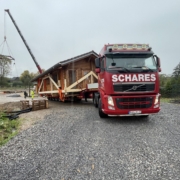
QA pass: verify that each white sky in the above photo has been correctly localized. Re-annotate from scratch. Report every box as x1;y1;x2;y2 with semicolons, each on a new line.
0;0;180;77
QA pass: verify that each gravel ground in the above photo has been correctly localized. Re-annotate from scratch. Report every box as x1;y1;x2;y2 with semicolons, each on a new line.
0;101;180;180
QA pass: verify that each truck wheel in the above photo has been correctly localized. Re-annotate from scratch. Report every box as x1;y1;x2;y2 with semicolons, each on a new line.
140;115;149;118
98;98;108;118
93;97;98;108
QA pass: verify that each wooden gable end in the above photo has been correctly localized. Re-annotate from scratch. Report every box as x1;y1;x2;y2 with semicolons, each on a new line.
62;55;97;88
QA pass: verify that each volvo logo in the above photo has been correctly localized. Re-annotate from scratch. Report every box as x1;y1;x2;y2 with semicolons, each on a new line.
132;86;138;90
124;84;145;92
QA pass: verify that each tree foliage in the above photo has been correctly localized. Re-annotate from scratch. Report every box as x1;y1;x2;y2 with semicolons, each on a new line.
0;55;12;79
20;70;35;88
159;74;169;87
160;62;180;97
172;63;180;78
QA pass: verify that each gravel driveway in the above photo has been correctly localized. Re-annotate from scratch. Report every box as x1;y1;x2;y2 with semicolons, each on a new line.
0;101;180;180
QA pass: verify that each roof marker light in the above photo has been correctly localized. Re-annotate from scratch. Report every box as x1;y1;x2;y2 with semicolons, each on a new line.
112;44;119;50
132;44;137;49
123;44;128;49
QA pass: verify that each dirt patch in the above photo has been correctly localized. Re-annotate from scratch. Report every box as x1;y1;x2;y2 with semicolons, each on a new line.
0;101;53;132
0;102;22;112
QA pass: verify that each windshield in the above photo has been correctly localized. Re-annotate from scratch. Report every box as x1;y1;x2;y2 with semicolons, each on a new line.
106;54;157;72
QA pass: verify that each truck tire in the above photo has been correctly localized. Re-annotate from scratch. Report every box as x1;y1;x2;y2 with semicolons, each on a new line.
93;97;98;108
98;98;108;118
140;115;149;118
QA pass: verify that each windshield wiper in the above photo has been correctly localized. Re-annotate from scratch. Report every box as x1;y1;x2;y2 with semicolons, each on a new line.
132;66;154;72
108;66;130;72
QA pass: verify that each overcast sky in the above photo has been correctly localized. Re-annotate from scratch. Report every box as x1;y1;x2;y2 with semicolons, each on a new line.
0;0;180;77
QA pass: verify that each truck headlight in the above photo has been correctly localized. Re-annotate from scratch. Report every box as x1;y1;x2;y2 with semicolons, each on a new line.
154;94;160;105
108;96;114;106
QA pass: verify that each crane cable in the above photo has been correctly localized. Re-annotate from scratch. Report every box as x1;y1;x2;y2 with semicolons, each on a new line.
4;10;6;41
0;11;19;77
0;11;6;53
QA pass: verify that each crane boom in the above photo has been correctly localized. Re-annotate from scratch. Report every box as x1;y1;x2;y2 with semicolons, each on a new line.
5;9;42;74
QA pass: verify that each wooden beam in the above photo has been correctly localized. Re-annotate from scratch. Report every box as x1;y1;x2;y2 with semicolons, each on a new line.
66;89;86;93
64;79;67;89
66;71;97;90
91;74;93;83
50;76;53;92
38;90;59;94
91;71;98;79
42;76;49;80
48;75;59;89
38;79;44;93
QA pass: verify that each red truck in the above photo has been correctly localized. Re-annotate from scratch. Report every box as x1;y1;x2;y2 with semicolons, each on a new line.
93;44;161;118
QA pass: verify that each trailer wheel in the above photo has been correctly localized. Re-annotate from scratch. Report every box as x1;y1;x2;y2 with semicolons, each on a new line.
93;97;98;108
98;98;108;118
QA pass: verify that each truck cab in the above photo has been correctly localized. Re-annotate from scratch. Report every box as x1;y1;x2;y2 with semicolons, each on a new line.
94;44;161;118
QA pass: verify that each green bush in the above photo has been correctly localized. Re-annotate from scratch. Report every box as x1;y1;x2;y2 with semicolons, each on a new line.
12;81;23;87
0;113;19;146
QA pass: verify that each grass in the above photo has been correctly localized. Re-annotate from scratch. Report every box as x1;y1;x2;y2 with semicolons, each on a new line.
161;97;180;104
0;112;20;146
160;97;173;103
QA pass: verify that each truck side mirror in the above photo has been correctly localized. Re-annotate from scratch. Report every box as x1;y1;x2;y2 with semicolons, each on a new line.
157;57;161;72
154;55;161;72
158;67;162;72
95;68;100;73
157;57;161;67
95;58;100;68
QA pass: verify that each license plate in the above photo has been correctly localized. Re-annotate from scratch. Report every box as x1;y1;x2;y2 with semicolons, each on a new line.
129;110;141;114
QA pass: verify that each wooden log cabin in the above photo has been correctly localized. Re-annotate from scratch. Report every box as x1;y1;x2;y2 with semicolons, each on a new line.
31;51;99;101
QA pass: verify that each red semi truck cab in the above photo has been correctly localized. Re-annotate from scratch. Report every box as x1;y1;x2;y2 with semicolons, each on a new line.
93;44;161;118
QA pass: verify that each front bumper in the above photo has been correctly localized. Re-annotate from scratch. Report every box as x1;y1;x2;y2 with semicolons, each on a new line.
102;94;160;116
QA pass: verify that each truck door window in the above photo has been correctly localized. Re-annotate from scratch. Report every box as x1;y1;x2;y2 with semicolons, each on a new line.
145;57;157;69
101;58;105;71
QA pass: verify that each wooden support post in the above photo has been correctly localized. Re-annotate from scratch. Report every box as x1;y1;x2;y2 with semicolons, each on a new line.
64;79;67;89
38;79;44;93
91;74;93;83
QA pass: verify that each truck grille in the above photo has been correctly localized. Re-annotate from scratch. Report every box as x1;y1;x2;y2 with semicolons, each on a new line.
116;97;153;109
113;83;155;92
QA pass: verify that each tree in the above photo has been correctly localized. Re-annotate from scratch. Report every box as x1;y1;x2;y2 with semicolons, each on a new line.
172;62;180;78
164;81;173;97
159;74;168;87
0;55;12;85
20;70;35;88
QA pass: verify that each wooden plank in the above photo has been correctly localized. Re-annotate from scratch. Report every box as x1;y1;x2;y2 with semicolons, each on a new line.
20;100;30;110
32;100;48;111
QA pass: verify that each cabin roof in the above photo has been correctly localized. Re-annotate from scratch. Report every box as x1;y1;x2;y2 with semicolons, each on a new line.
32;50;98;81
